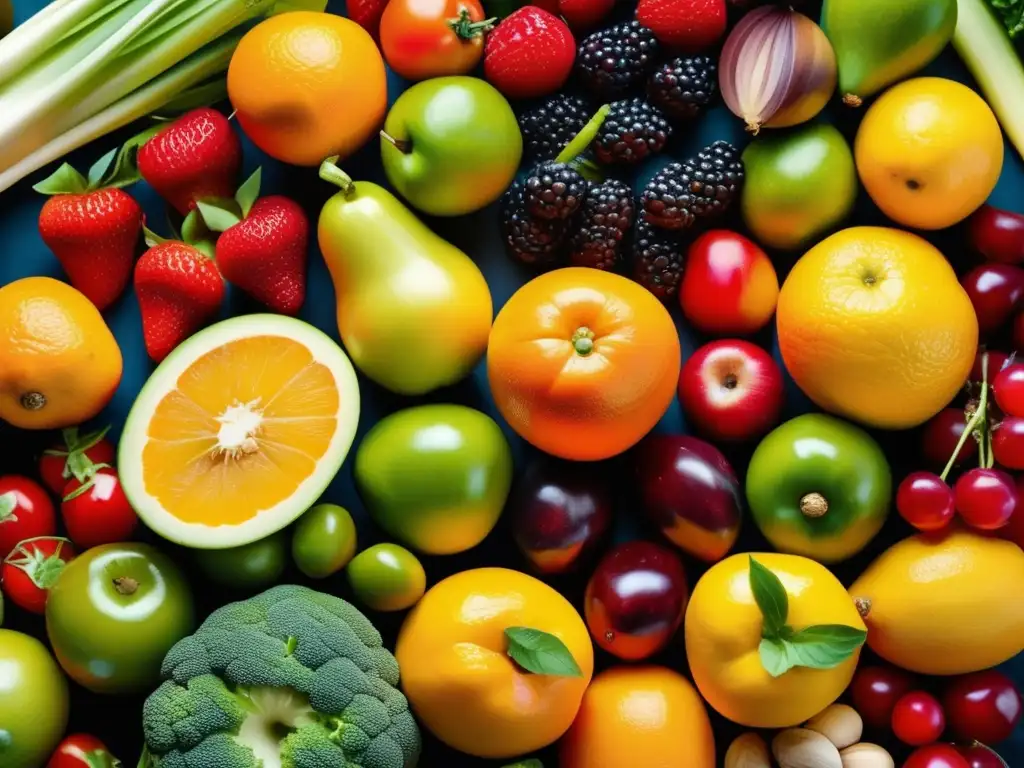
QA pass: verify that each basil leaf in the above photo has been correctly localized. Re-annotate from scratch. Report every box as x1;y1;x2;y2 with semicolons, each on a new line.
505;627;582;677
782;624;868;670
748;556;788;637
235;167;262;218
758;637;791;678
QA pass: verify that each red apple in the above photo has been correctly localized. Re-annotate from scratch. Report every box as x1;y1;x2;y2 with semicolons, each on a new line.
678;339;784;442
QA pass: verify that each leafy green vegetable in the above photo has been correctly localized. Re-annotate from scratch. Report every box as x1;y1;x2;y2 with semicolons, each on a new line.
990;0;1024;38
505;627;583;677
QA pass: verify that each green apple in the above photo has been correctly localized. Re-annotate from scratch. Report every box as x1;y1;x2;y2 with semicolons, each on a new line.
381;76;522;217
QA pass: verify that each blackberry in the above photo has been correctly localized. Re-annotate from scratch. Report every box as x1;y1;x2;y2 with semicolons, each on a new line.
576;21;660;100
631;217;686;301
647;56;717;124
500;182;566;269
640;141;744;229
518;94;592;162
524;162;589;220
570;179;635;270
592;99;671;166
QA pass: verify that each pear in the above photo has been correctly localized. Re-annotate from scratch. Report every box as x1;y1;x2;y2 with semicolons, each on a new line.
821;0;958;105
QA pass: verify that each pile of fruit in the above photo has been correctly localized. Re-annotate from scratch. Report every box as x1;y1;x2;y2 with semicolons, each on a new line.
2;0;1024;767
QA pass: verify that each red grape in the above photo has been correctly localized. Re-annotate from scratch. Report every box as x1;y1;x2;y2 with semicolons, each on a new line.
921;408;977;469
954;468;1017;530
904;744;971;768
943;669;1022;745
994;363;1024;418
892;690;946;746
849;665;916;729
897;472;956;532
993;416;1024;469
961;264;1024;336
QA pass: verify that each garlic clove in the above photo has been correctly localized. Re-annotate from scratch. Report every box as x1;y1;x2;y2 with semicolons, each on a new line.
805;703;864;750
725;732;772;768
839;743;895;768
773;728;843;768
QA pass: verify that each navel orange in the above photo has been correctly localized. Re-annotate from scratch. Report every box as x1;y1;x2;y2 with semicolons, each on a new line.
118;315;360;549
777;227;977;429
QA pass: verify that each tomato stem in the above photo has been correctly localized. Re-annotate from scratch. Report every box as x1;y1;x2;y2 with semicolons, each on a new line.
447;10;496;39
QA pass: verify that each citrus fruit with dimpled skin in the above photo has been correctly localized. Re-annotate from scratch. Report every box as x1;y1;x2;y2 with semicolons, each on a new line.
776;226;977;429
118;314;360;549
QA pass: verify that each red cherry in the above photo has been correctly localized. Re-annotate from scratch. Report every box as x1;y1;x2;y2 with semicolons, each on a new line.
993;363;1024;418
892;690;946;746
849;665;916;729
969;204;1024;265
897;472;956;532
943;669;1022;745
1001;475;1024;549
1014;313;1024;354
957;743;1011;768
921;408;977;469
971;350;1011;386
954;468;1017;530
961;264;1024;336
992;416;1024;470
904;744;971;768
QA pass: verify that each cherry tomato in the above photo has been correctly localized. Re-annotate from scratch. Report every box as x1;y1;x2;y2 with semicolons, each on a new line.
1;537;75;614
905;744;971;768
892;690;947;746
61;468;138;549
921;408;977;469
47;733;120;768
942;670;1022;745
994;364;1024;418
970;204;1024;265
380;0;493;81
38;426;116;497
0;475;56;559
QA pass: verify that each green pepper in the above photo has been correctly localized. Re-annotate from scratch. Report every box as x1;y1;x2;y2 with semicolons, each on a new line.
746;413;892;563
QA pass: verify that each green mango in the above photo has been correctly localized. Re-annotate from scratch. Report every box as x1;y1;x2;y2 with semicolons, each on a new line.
741;123;857;251
317;161;493;395
822;0;957;104
355;404;513;556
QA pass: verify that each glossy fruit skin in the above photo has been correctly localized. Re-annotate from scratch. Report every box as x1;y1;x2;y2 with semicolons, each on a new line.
0;475;56;559
45;543;195;694
635;434;743;563
559;666;716;768
943;670;1023;745
957;743;1010;768
892;690;946;746
381;77;522;217
380;0;490;80
38;430;116;496
851;527;1024;675
954;468;1016;531
508;457;613;574
678;339;784;443
0;277;122;430
905;744;972;768
849;664;916;729
1;537;75;614
47;734;118;768
355;405;512;555
921;408;976;469
747;413;892;563
291;503;357;579
61;468;138;549
855;78;1003;230
0;629;69;768
679;230;779;335
396;567;594;758
347;543;426;612
685;552;866;727
994;363;1024;417
192;531;288;590
971;205;1024;264
483;7;576;99
777;227;977;429
897;472;956;532
972;349;1011;386
993;417;1024;469
584;541;688;661
961;264;1024;336
488;268;681;461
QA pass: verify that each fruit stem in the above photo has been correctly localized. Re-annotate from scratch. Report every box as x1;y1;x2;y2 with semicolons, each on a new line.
555;104;611;165
447;10;496;39
842;93;863;108
113;576;139;596
854;597;871;618
19;391;45;411
379;131;411;154
571;327;596;356
941;353;989;481
319;156;355;198
799;492;828;518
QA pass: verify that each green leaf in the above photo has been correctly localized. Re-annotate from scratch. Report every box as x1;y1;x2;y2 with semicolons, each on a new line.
270;0;328;14
196;198;242;233
143;226;169;249
784;624;867;669
992;0;1024;39
33;163;89;196
235;168;262;218
758;637;791;678
505;627;583;677
501;761;543;768
180;209;206;246
85;749;122;768
87;148;119;190
748;556;788;638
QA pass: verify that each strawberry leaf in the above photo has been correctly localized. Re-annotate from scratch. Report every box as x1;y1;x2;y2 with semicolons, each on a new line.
143;226;170;249
196;198;242;233
33;163;89;196
87;148;120;190
192;239;217;261
235;168;262;218
85;749;122;768
505;627;583;677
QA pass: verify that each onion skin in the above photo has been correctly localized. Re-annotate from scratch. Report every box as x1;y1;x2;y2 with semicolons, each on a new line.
720;7;837;133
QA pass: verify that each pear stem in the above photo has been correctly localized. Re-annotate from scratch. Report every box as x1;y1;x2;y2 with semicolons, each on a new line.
380;131;412;154
319;156;355;197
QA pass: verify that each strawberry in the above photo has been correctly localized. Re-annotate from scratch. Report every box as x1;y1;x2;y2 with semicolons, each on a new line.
484;6;576;100
136;107;241;216
347;0;388;40
34;151;143;311
134;230;225;363
636;0;728;51
559;0;615;30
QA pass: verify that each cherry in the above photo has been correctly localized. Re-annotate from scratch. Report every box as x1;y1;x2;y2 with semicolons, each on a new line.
971;350;1011;387
992;416;1024;470
897;472;956;532
1015;313;1024;354
961;264;1024;336
922;409;977;469
993;363;1024;418
943;670;1022;745
957;743;1011;768
953;468;1017;530
892;690;946;746
849;665;916;729
904;744;971;768
969;204;1024;265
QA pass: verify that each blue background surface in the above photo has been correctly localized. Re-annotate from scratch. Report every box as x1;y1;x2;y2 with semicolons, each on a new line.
2;0;1023;765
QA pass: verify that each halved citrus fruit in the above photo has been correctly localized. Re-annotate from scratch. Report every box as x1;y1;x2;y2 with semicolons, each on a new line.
119;315;360;549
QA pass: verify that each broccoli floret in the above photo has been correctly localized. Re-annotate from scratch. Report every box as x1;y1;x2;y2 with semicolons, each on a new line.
140;585;421;768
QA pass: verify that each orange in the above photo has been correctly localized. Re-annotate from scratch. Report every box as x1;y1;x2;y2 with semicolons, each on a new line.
118;315;360;549
560;666;715;768
855;77;1004;230
0;277;122;430
777;226;977;429
227;12;387;166
395;567;594;759
487;267;681;461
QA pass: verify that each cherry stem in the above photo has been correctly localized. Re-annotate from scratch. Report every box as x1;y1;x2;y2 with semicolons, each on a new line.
942;353;989;481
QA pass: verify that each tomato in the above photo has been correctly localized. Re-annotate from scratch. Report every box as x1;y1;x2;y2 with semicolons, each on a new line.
380;0;494;81
38;426;116;496
61;467;137;549
1;536;75;614
47;734;120;768
192;530;288;590
0;474;56;559
0;629;70;768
